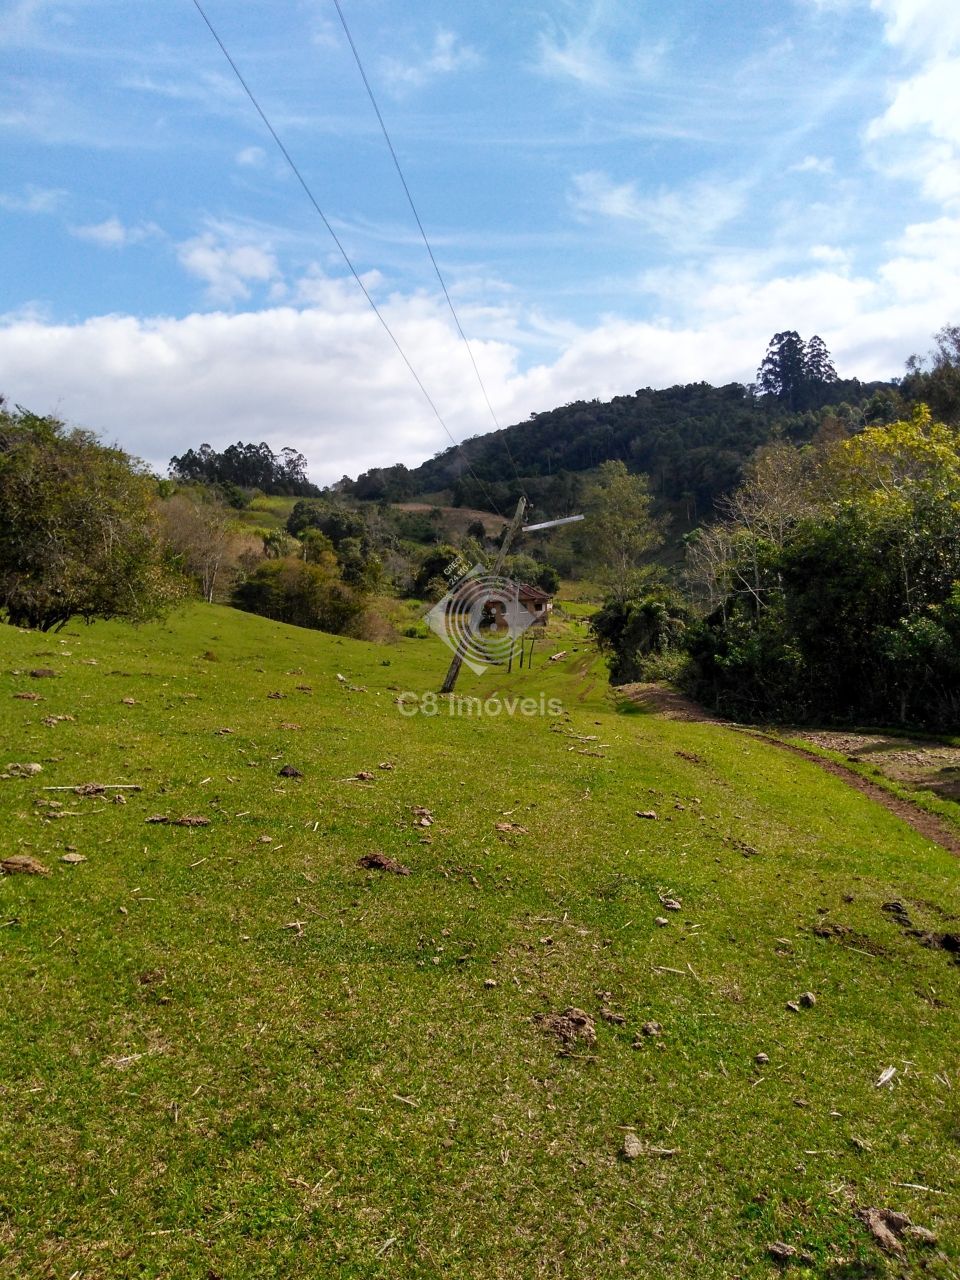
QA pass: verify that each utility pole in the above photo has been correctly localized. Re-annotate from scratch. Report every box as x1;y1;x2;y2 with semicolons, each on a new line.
439;496;526;695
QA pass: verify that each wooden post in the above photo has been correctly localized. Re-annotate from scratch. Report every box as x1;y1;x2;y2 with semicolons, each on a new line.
439;496;526;694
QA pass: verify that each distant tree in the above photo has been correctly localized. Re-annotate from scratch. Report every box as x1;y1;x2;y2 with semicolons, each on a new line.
298;528;337;566
756;331;809;409
683;523;736;616
719;441;815;549
501;553;559;595
466;519;487;541
352;463;415;502
584;461;663;602
412;544;461;599
278;446;311;492
0;408;181;631
263;529;295;560
863;389;901;425
169;441;319;496
233;557;363;634
337;536;384;592
393;509;440;544
532;563;560;594
158;490;243;603
902;324;960;425
757;332;839;412
804;334;838;386
286;499;367;547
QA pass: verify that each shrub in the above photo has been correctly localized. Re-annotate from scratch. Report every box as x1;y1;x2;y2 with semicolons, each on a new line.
232;557;364;634
0;407;182;632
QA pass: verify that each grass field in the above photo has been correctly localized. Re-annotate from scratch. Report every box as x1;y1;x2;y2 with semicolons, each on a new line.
234;495;299;536
1;605;958;1278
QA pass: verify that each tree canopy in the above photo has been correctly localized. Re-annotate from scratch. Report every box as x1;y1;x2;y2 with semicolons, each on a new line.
755;331;838;411
339;365;878;519
682;406;960;728
169;441;320;497
0;407;181;632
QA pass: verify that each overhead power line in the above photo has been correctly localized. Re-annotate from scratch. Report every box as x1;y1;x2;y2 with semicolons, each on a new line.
329;0;528;502
189;0;504;517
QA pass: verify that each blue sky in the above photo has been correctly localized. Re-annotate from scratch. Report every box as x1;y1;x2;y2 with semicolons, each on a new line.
2;0;960;482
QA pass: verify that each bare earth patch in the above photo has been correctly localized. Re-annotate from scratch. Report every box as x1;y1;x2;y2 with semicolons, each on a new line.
617;682;723;721
620;683;960;856
794;729;960;802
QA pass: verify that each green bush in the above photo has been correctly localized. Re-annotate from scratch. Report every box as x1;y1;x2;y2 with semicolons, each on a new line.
591;593;690;684
232;557;364;635
0;407;182;632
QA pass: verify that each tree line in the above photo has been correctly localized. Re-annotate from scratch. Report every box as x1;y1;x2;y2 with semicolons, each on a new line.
336;334;886;518
169;440;320;498
591;338;960;730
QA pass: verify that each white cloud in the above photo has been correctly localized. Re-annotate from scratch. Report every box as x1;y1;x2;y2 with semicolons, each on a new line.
309;17;339;50
871;57;960;148
810;243;850;264
0;183;65;214
570;171;748;251
789;154;835;174
70;216;161;248
4;189;960;489
381;30;481;93
176;231;281;303
879;213;960;298
533;0;672;94
869;0;960;57
0;294;513;483
536;27;668;90
865;0;960;207
118;70;246;121
537;29;612;88
235;145;266;168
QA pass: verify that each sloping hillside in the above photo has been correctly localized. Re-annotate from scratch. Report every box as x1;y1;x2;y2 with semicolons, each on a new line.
342;378;892;518
1;606;957;1277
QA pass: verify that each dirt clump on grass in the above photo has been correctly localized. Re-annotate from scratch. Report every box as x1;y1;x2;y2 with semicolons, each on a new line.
145;814;211;827
358;852;411;875
2;855;50;876
881;899;960;963
534;1007;597;1052
3;763;43;778
855;1205;937;1257
809;920;888;956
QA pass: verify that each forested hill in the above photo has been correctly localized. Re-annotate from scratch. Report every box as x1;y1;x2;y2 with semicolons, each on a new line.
339;374;893;518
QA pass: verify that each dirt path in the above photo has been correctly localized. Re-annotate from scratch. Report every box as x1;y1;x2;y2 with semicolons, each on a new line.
794;729;960;802
747;733;960;857
619;683;960;857
616;682;725;722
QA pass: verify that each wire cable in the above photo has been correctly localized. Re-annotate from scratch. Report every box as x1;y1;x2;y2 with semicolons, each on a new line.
330;0;529;504
190;0;504;517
